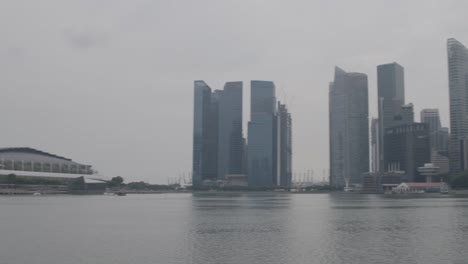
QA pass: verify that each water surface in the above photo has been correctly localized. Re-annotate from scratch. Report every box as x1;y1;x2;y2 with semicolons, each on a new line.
1;193;467;264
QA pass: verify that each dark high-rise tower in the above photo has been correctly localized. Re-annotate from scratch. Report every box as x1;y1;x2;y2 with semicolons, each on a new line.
447;38;468;172
278;102;292;188
377;62;405;172
329;67;369;188
384;123;430;182
192;81;244;186
371;118;379;173
217;82;244;179
192;81;219;186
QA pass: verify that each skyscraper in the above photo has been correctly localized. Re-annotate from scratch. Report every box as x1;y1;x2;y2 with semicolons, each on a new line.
248;81;278;187
384;123;431;182
192;81;219;186
447;38;468;172
329;67;369;188
420;109;442;150
192;81;244;186
371;118;379;172
217;82;244;179
377;62;405;172
278;102;292;188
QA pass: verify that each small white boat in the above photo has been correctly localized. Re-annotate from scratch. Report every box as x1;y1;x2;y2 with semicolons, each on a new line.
33;192;42;196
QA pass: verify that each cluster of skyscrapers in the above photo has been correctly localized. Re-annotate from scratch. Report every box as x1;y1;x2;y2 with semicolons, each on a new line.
192;81;292;188
329;38;468;189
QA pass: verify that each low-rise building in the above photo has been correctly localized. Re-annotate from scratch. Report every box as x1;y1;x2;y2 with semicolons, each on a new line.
0;148;104;193
362;171;406;194
392;182;449;193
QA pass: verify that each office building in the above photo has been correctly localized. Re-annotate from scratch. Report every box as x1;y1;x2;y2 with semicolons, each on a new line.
377;62;405;172
192;80;244;186
217;82;244;179
371;118;379;172
395;103;414;125
329;67;369;188
193;81;218;185
439;127;450;151
278;102;292;188
420;109;448;151
447;38;468;172
248;81;278;187
384;123;431;182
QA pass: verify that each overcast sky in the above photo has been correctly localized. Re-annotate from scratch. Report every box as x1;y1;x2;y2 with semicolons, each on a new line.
1;0;467;183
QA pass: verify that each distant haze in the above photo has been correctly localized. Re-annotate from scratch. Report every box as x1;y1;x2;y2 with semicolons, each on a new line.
1;1;467;183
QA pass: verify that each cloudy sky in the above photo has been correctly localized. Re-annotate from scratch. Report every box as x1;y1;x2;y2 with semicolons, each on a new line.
1;0;467;183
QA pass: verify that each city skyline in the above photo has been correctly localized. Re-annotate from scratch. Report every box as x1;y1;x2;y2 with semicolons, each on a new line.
1;1;467;183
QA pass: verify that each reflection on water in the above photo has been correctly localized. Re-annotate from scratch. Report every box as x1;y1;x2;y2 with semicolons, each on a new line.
189;193;293;264
1;193;468;264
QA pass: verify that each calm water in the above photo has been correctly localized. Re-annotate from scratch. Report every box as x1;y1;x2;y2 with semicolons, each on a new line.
1;193;468;264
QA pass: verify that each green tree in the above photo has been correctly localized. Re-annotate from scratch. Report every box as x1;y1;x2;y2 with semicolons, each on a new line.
109;176;124;187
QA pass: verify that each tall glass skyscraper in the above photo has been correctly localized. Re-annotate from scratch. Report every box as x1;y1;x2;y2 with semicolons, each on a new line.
192;81;244;186
371;118;379;173
278;102;292;188
447;38;468;172
329;67;369;188
192;81;219;186
377;62;405;172
248;81;278;187
420;109;444;150
217;82;244;179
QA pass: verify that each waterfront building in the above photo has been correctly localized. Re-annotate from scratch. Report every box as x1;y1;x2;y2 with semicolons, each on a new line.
329;67;369;188
192;81;218;186
0;147;93;175
192;80;245;186
392;182;449;194
278;102;292;188
248;81;278;187
371;118;379;172
447;38;468;172
417;163;440;183
377;62;405;172
217;82;244;179
0;147;99;183
361;171;406;194
384;123;431;182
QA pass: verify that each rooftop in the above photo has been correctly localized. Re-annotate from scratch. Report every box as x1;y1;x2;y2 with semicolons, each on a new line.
0;147;72;161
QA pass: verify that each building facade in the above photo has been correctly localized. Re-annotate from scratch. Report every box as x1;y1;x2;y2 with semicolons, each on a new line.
192;80;244;186
377;62;405;172
420;109;450;151
371;118;379;172
192;81;218;186
278;102;292;188
329;67;369;188
384;123;431;182
248;81;278;187
447;38;468;172
217;82;244;179
0;147;93;176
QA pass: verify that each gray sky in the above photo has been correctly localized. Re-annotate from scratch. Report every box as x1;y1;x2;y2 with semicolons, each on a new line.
1;0;467;183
